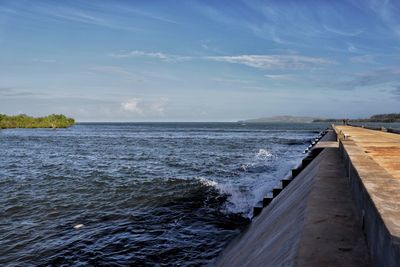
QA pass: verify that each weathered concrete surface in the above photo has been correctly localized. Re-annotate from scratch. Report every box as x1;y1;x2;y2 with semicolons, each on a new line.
334;125;400;267
295;148;371;267
335;125;400;180
217;131;371;266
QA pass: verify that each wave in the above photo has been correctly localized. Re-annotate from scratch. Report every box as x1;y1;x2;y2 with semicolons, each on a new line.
154;176;255;217
271;137;310;145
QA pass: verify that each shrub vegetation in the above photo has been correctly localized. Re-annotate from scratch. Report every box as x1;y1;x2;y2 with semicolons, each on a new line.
0;114;75;129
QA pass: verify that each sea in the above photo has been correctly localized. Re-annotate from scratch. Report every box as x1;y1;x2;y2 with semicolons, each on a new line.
0;122;331;266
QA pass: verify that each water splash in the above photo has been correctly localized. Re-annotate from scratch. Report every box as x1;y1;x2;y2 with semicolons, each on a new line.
256;148;273;159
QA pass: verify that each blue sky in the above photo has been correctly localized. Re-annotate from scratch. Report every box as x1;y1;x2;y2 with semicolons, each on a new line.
1;0;400;121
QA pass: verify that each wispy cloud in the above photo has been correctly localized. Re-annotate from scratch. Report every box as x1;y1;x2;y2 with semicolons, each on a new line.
36;5;115;28
264;74;295;80
366;0;400;39
206;54;334;70
90;65;143;81
111;50;192;62
350;54;377;64
391;85;400;98
53;10;107;26
92;65;130;75
0;6;20;15
35;4;135;31
110;5;179;24
0;87;46;97
150;97;169;115
248;23;295;45
90;65;180;82
200;40;226;54
211;78;254;84
337;67;400;89
110;49;334;71
323;24;364;36
347;42;360;53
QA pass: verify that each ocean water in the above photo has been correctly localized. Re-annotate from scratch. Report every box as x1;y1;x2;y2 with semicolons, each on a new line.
0;122;329;266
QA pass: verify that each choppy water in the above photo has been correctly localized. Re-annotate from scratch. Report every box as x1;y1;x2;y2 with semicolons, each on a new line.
0;122;329;266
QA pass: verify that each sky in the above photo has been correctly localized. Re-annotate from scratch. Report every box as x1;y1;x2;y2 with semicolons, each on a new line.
0;0;400;122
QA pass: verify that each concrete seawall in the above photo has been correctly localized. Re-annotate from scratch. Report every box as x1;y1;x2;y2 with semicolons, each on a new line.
335;126;400;266
217;125;400;266
216;129;372;266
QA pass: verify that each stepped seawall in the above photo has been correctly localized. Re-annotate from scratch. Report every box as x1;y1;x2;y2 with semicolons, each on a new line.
217;125;400;266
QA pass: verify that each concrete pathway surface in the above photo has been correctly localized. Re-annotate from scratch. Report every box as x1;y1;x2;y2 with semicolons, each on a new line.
295;147;371;266
334;125;400;266
335;125;400;180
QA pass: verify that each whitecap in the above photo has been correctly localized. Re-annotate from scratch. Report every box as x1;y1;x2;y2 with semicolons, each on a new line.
256;149;273;159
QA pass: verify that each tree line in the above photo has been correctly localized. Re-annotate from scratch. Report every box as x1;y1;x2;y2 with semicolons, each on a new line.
0;114;75;129
313;113;400;123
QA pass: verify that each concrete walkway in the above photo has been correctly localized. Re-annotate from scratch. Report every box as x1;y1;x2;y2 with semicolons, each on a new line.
217;131;371;266
335;125;400;180
334;125;400;266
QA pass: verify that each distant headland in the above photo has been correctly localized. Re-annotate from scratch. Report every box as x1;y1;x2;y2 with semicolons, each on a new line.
313;113;400;123
238;115;320;123
0;114;75;129
239;113;400;123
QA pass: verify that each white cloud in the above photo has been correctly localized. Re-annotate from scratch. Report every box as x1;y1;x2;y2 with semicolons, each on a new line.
120;97;169;116
212;78;254;84
206;54;333;69
264;74;295;80
150;97;169;115
347;43;359;53
121;98;143;114
111;50;191;61
110;50;333;70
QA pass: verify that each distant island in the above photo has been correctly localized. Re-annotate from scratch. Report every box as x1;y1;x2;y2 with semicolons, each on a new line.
313;113;400;123
239;115;320;123
0;114;75;129
239;113;400;124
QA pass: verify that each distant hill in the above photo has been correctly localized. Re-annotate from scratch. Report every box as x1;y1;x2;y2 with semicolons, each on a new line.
239;113;400;124
313;113;400;123
367;113;400;122
239;115;321;123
